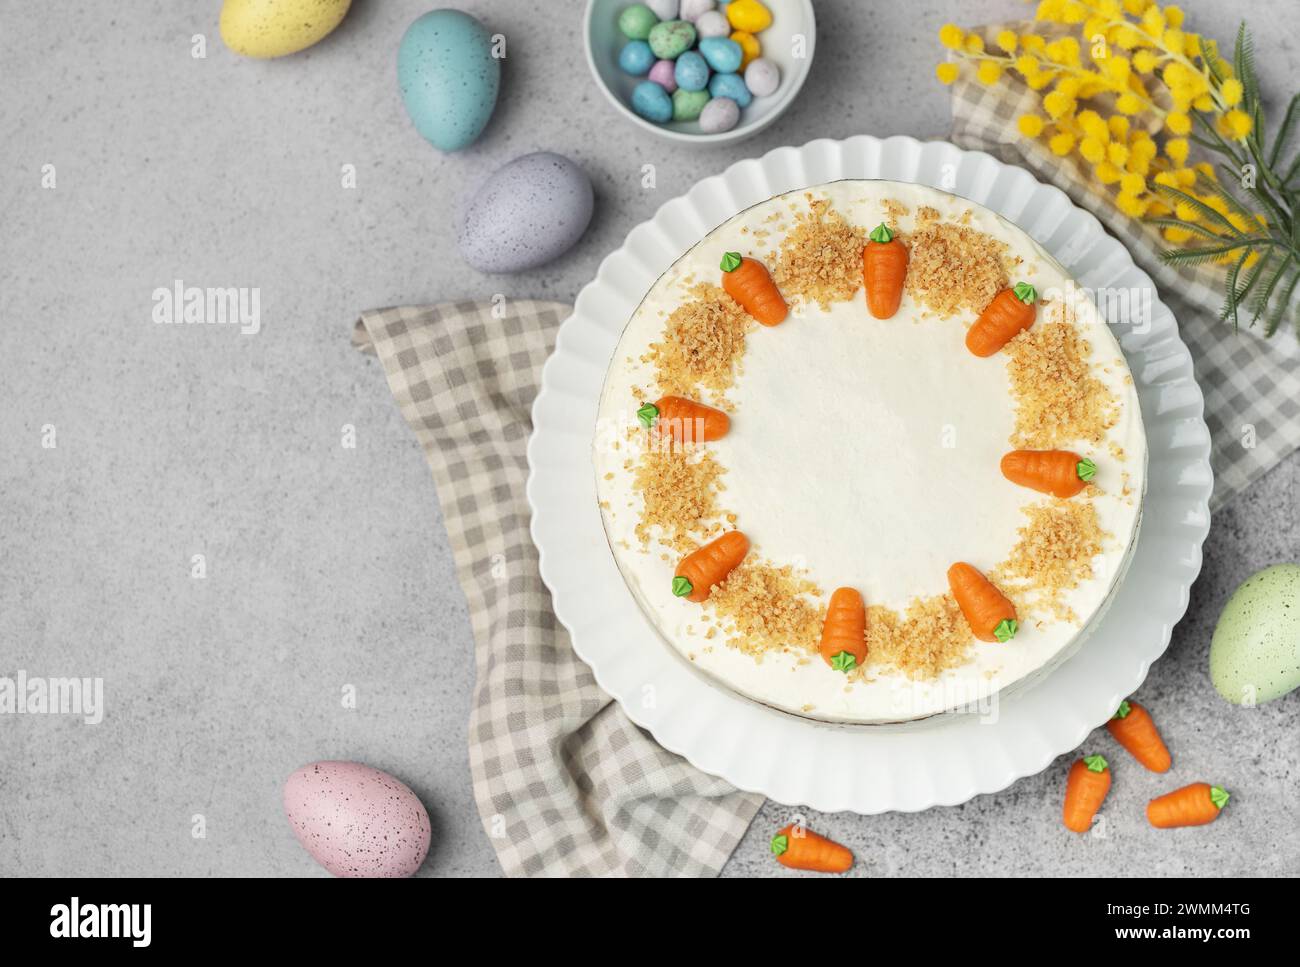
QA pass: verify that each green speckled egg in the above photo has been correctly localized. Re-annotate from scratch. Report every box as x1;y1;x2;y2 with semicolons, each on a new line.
649;20;697;59
220;0;351;59
1210;563;1300;705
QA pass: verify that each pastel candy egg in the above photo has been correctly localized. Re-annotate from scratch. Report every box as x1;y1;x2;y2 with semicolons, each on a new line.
646;0;680;19
618;3;658;40
744;56;780;96
397;9;500;152
708;71;752;108
726;0;772;33
673;50;710;92
219;0;352;59
680;0;716;21
619;39;655;75
695;10;731;38
699;96;740;133
672;88;711;121
459;152;594;273
1210;563;1300;705
698;36;742;73
283;761;431;878
631;80;674;122
648;58;678;92
730;29;760;68
648;19;696;59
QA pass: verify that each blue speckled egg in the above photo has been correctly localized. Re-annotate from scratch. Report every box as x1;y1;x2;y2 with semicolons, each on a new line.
459;152;594;273
708;71;752;107
698;35;742;73
631;80;674;122
283;761;431;878
397;9;499;152
619;39;655;75
674;50;710;91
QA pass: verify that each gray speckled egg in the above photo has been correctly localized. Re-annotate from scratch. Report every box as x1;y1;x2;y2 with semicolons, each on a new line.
1210;563;1300;705
458;152;594;274
283;760;431;877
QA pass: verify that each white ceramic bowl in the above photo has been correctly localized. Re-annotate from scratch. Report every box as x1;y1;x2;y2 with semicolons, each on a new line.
527;136;1213;813
584;0;816;145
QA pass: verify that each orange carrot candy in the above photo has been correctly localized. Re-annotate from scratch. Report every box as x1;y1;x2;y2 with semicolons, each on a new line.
947;562;1018;643
1001;449;1097;499
819;587;867;672
1063;754;1112;833
965;281;1037;357
637;395;730;444
1148;783;1229;828
1107;699;1172;773
672;530;749;604
720;251;788;326
862;223;908;319
771;824;854;873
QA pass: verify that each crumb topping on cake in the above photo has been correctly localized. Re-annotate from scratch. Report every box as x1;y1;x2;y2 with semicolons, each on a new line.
646;283;750;405
858;594;973;680
906;214;1010;318
1005;311;1119;448
773;196;865;310
708;560;823;658
996;499;1111;622
632;443;728;553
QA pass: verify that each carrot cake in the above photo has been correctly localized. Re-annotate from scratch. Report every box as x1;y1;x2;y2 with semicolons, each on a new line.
594;180;1146;724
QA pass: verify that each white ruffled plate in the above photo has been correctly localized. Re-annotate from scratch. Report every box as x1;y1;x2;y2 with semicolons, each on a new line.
526;136;1212;813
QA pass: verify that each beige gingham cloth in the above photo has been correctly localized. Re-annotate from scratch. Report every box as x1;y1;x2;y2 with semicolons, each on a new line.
354;301;762;877
950;23;1300;508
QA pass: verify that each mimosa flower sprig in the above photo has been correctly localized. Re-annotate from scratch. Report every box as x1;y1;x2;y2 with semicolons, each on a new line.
936;0;1300;336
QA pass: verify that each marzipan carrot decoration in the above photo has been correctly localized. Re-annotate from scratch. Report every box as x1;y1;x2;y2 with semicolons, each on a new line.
819;587;866;672
863;223;908;319
1001;449;1097;498
947;562;1018;642
1107;700;1171;773
720;251;788;326
638;396;730;444
770;824;853;873
1063;754;1111;833
1147;783;1229;828
672;530;749;603
965;281;1037;357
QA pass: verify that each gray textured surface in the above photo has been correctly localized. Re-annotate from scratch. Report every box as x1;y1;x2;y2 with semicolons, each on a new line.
0;0;1295;878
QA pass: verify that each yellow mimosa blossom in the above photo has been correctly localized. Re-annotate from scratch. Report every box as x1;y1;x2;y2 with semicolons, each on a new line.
1021;34;1046;53
1121;0;1150;15
1116;192;1149;217
996;30;1018;53
939;24;964;50
1120;172;1147;195
1165;111;1191;135
1080;137;1107;163
1218;109;1253;139
1018;114;1046;137
1049;131;1077;155
1095;161;1123;184
1174;200;1199;221
964;34;985;54
935;62;959;85
1077;110;1110;141
1043;89;1076;119
1163;29;1185;56
1108;115;1131;139
1116;92;1144;114
1132;49;1159;72
1165;138;1189;165
1163;225;1194;243
1108;141;1130;165
1193;94;1214;111
1164;5;1185;28
977;61;1004;85
1220;78;1243;106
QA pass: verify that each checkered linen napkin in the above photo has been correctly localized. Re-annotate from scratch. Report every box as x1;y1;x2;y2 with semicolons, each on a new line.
949;25;1300;507
353;300;762;877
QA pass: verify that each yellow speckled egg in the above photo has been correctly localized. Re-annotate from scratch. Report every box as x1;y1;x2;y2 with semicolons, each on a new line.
220;0;352;59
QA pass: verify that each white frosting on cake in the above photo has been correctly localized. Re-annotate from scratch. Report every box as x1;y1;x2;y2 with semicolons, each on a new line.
594;180;1146;724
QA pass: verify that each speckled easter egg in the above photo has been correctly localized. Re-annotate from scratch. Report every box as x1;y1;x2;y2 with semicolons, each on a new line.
646;0;680;20
695;10;731;38
708;71;751;107
459;152;594;273
648;19;696;59
699;95;739;133
672;87;710;121
398;9;500;152
744;56;780;96
618;3;658;41
1210;563;1300;705
680;0;716;21
283;761;431;878
219;0;351;59
698;35;743;73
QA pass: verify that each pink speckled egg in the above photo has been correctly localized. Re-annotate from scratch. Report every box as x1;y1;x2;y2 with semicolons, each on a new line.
283;761;431;878
648;59;678;93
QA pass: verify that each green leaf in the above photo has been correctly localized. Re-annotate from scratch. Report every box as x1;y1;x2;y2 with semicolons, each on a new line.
1266;266;1300;338
671;576;693;597
1247;252;1287;324
1210;786;1230;810
1233;24;1260;126
1267;92;1299;169
1220;249;1251;326
1148;217;1235;244
994;618;1018;643
1113;700;1132;720
636;402;659;429
770;834;789;856
1012;281;1037;304
1083;754;1109;773
1154;184;1243;236
1076;458;1097;483
868;223;894;244
720;251;742;272
830;651;857;673
1202;167;1261;224
1159;242;1252;267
